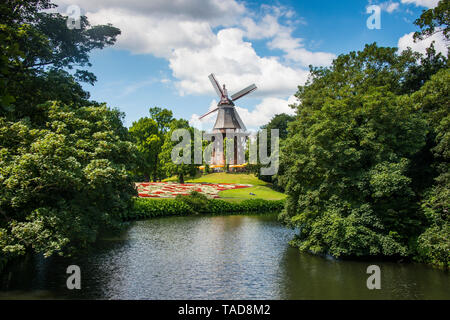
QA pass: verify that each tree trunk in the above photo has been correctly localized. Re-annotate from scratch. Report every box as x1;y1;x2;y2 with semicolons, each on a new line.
179;173;184;184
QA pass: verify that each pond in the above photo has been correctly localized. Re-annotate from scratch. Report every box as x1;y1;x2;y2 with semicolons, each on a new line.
0;214;448;299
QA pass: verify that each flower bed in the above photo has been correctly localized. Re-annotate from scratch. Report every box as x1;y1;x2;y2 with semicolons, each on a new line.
136;182;252;198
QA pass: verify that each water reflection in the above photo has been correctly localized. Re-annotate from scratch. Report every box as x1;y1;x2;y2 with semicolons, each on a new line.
0;214;448;300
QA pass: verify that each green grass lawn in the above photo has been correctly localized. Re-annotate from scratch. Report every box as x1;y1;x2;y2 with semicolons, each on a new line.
186;172;267;186
219;185;287;201
162;172;286;201
190;173;286;201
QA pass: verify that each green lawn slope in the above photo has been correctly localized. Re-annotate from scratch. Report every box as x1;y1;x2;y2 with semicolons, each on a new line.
187;173;286;201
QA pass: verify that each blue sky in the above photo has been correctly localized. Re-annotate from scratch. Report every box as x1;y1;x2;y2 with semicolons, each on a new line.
53;0;445;130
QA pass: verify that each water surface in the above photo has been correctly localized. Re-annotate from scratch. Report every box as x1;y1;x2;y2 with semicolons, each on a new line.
1;214;448;299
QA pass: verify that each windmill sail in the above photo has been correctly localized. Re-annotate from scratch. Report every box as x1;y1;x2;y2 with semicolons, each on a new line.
208;74;224;98
231;84;257;101
199;107;219;119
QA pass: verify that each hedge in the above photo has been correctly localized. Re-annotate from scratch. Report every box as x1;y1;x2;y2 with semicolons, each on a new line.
124;197;285;221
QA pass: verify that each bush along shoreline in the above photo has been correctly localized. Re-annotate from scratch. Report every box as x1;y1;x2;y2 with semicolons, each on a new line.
124;192;285;221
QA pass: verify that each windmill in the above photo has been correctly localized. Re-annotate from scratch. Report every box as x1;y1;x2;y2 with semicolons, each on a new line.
199;74;257;167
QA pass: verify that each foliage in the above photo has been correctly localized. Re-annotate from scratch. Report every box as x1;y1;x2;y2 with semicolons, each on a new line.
0;102;137;264
176;191;210;212
0;0;120;119
412;69;450;268
127;197;285;220
128;198;195;220
129;117;160;181
0;1;126;270
414;0;449;41
279;44;434;259
129;107;175;181
261;113;296;140
159;119;198;183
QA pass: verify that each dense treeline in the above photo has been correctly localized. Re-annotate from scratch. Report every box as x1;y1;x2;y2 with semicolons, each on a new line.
0;1;136;270
279;1;449;268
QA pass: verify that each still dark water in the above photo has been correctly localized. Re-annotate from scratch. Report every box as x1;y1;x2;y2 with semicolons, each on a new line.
1;214;448;299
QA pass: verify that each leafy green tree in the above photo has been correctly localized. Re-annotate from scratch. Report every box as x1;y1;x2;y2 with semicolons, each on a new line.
412;68;449;268
0;0;120;118
129;117;160;181
0;1;130;271
279;44;430;258
413;0;449;41
129;107;174;181
159;119;197;183
0;102;137;269
148;107;174;180
261;113;296;140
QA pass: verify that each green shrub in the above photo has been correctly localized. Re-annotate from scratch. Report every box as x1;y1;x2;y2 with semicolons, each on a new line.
125;197;286;221
176;191;209;212
125;198;194;220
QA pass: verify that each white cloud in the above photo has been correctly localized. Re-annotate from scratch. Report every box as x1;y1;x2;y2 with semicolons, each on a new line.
55;0;245;23
400;0;440;8
54;0;332;98
243;10;335;67
86;8;217;57
169;28;309;98
384;2;400;13
367;1;400;13
235;95;297;129
54;0;333;126
398;31;448;55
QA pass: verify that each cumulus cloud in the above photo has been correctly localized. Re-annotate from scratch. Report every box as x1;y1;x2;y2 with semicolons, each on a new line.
235;95;297;129
243;10;335;66
86;8;217;57
169;28;309;97
398;31;448;55
55;0;245;23
383;2;400;13
400;0;440;8
54;0;333;127
367;1;400;13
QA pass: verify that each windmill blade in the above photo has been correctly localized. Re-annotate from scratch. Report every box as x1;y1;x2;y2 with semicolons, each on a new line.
208;74;224;98
199;107;219;120
231;84;257;101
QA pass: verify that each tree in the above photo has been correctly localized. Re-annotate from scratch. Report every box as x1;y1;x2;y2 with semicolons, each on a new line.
130;107;174;181
261;113;296;140
0;0;120;119
279;44;430;258
413;0;449;41
0;1;128;271
412;69;450;268
0;102;137;269
148;107;174;180
159;119;198;183
129;117;160;181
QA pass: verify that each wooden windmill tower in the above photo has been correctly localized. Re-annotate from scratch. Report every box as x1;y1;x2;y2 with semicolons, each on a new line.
199;74;257;167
